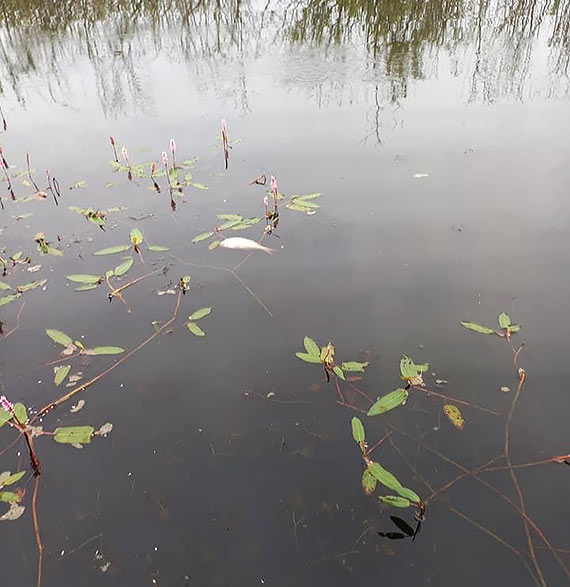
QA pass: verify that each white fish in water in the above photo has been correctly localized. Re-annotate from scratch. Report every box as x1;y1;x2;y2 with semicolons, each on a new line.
218;237;275;254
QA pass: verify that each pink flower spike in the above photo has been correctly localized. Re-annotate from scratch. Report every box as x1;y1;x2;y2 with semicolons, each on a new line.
270;175;278;198
170;139;177;153
109;136;115;145
121;146;129;162
263;196;269;207
221;118;227;134
151;161;156;175
162;152;168;167
0;395;14;414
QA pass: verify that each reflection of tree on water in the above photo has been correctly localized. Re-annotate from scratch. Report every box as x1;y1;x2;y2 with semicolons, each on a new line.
0;0;568;115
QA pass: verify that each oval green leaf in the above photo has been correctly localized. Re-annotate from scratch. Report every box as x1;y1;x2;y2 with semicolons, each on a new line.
508;324;521;334
0;295;18;307
13;403;27;425
90;346;124;355
396;486;421;504
361;469;377;494
498;312;511;329
0;471;26;487
295;352;322;364
0;491;21;503
0;281;11;291
0;409;13;427
93;245;131;256
130;228;144;246
191;231;214;244
66;274;102;284
351;417;365;443
187;322;205;337
443;404;465;430
368;462;402;491
16;279;46;292
460;321;494;334
367;388;408;416
188;307;212;321
303;336;320;357
379;495;410;508
54;426;94;444
112;258;134;277
54;365;71;386
75;284;98;292
341;361;369;372
46;329;73;346
147;245;170;252
332;366;345;380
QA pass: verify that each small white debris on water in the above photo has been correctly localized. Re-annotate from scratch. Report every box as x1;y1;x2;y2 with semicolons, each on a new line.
60;550;65;557
413;173;429;178
267;392;275;398
501;386;510;393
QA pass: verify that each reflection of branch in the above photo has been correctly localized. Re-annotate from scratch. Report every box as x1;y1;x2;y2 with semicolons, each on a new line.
1;300;25;339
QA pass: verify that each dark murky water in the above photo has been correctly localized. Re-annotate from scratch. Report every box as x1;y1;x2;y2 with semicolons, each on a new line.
1;1;569;585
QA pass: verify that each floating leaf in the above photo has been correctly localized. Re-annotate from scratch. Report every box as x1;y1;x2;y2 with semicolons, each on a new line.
98;423;113;436
0;295;18;307
75;284;98;292
190;182;208;190
0;471;25;487
217;214;242;221
13;403;27;425
188;307;212;321
0;281;12;291
443;404;465;430
0;503;25;521
70;400;85;413
46;329;73;346
368;463;402;491
54;426;94;444
208;240;220;250
0;409;13;427
367;389;408;416
292;193;322;201
303;337;320;357
361;469;377;494
89;346;124;355
218;219;243;230
66;274;102;284
333;366;345;380
498;312;511;329
460;321;494;334
147;245;170;252
54;365;71;386
351;417;365;443
130;228;144;246
16;279;46;293
187;322;205;337
93;245;131;256
342;361;369;372
396;487;421;504
379;495;411;508
0;492;20;503
400;355;428;381
191;231;214;244
508;324;521;334
295;352;322;364
112;258;134;277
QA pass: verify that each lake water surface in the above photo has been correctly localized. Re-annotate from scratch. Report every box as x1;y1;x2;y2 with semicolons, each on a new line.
1;1;569;586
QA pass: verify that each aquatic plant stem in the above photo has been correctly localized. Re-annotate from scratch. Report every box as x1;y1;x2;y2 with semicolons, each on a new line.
1;300;25;339
32;476;43;587
412;385;501;416
33;290;182;419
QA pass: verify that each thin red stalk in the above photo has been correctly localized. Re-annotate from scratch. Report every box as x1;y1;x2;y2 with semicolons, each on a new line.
32;476;43;587
366;429;392;455
1;300;25;338
413;385;501;416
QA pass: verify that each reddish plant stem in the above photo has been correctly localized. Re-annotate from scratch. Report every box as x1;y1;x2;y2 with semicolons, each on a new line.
32;476;43;587
366;429;392;456
1;301;25;338
413;385;501;416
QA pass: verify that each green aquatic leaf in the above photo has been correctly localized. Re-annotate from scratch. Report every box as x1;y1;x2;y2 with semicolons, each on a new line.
66;274;102;284
0;471;25;487
361;469;377;494
0;281;12;291
191;231;214;244
93;245;131;256
187;322;205;337
498;312;511;329
0;409;13;427
341;361;369;372
217;214;242;221
295;352;322;364
303;337;320;357
13;403;27;425
0;491;21;503
460;321;494;334
396;487;421;504
46;329;73;346
0;295;18;307
16;279;46;293
218;219;243;230
368;463;402;491
208;240;221;250
333;366;345;380
367;388;408;416
188;307;212;321
351;417;365;443
75;284;98;292
147;245;170;252
379;495;411;508
130;228;144;246
54;426;94;444
89;346;124;355
399;355;428;381
190;182;209;190
286;203;316;212
443;404;465;430
54;365;71;387
112;258;134;277
508;324;521;333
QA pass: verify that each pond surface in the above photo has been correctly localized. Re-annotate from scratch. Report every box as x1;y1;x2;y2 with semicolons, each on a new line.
1;1;569;586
